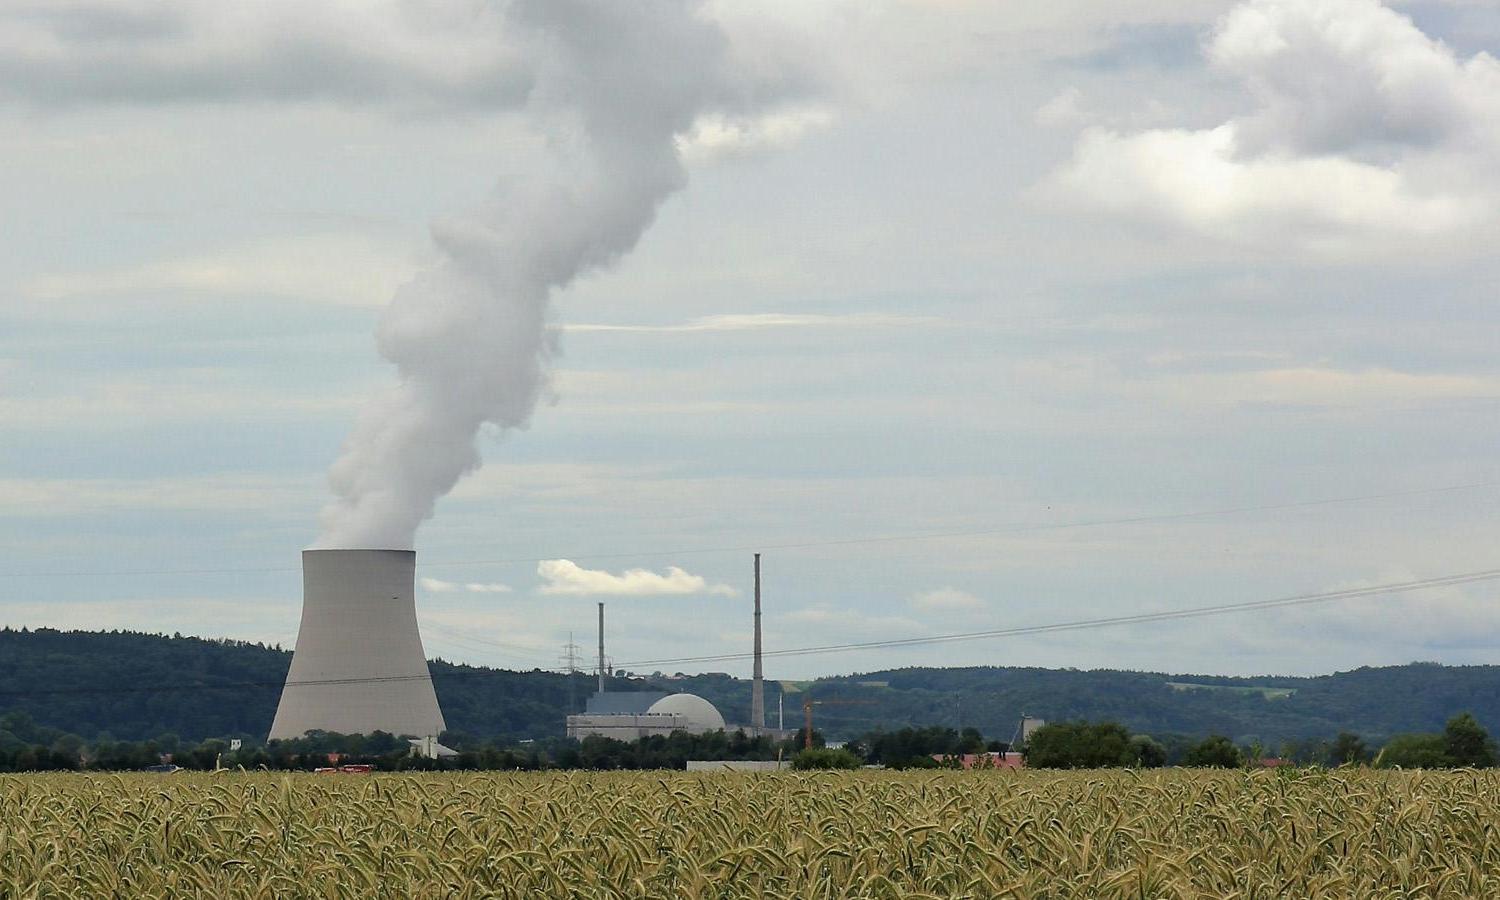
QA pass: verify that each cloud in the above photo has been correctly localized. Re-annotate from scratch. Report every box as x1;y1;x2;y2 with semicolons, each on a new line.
779;605;925;638
21;232;419;307
1011;358;1500;412
419;577;512;594
0;1;531;109
0;473;315;517
563;312;936;334
909;587;986;612
536;559;737;597
1047;0;1500;252
1034;87;1086;127
0;598;300;648
676;105;834;162
0;371;359;430
1230;567;1500;659
1055;125;1483;244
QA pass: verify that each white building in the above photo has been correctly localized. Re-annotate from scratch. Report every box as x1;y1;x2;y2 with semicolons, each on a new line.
566;691;726;740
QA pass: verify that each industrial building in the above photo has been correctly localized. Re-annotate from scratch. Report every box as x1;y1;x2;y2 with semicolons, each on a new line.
567;559;771;742
270;549;447;741
566;691;727;740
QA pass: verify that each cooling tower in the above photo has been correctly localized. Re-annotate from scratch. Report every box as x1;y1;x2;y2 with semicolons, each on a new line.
269;549;446;740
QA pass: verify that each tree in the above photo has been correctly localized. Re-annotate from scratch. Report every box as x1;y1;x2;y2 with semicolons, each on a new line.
1327;732;1369;767
1375;733;1450;769
792;727;824;750
1026;721;1137;768
1443;713;1495;768
791;747;861;770
957;727;985;754
1183;735;1243;768
1129;735;1167;768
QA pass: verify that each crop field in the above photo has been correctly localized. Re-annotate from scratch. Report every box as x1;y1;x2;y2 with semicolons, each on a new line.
3;769;1499;898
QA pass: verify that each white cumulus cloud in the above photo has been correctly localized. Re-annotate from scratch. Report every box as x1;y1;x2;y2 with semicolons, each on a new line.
1048;0;1500;253
536;559;737;597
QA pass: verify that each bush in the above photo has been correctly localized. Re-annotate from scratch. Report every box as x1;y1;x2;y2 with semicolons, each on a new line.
791;748;861;770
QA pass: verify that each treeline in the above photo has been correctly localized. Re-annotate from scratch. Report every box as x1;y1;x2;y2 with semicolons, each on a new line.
1017;713;1498;770
4;708;1498;773
0;709;807;773
12;628;1500;756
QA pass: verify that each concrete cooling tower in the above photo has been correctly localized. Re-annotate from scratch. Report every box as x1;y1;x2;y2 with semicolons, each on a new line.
269;549;446;740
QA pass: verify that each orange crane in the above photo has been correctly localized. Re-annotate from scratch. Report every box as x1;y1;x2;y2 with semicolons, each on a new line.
801;696;876;749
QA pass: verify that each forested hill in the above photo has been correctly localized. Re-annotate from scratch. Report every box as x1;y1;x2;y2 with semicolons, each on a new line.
4;627;1499;747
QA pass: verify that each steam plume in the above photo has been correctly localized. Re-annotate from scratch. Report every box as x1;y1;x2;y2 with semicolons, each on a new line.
316;0;778;549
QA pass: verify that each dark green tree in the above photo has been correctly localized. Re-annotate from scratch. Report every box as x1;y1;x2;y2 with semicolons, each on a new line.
791;747;861;770
957;727;985;754
1442;713;1495;768
1183;735;1243;768
1327;732;1369;766
1129;734;1167;768
1375;733;1450;768
1026;721;1136;768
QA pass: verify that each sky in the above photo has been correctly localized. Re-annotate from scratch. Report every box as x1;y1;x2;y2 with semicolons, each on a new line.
3;0;1500;680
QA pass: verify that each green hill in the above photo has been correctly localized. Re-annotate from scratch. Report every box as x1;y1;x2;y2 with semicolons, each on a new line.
2;627;1497;746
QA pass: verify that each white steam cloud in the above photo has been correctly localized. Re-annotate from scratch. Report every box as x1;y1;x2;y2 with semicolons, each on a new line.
315;0;810;549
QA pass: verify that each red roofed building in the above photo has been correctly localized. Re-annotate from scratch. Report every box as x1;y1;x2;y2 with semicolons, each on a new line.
931;751;1025;769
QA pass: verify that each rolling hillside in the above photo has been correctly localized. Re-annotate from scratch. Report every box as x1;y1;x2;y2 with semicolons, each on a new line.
3;627;1497;746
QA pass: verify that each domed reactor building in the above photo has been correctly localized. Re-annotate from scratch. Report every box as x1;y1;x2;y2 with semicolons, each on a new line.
269;549;446;740
565;691;727;740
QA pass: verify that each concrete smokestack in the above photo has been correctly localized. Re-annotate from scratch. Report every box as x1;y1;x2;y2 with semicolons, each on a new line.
597;601;606;695
751;553;764;733
269;550;446;740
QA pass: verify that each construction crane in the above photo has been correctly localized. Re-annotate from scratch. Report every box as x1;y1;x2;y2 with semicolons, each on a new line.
802;696;876;750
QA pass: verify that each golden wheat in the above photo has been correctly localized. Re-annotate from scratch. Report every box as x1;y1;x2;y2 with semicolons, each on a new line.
2;768;1497;898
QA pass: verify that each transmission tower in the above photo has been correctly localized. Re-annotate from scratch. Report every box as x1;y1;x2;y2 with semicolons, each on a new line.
559;632;583;713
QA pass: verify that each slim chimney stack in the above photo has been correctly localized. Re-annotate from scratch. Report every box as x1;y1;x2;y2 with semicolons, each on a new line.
597;601;606;695
751;553;765;733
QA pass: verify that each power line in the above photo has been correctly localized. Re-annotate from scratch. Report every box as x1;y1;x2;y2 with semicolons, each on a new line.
0;672;430;699
609;567;1500;670
3;479;1496;579
418;618;557;664
2;566;1495;699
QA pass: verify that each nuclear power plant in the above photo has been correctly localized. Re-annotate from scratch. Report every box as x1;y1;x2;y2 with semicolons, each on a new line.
271;549;778;744
269;549;447;740
565;555;788;741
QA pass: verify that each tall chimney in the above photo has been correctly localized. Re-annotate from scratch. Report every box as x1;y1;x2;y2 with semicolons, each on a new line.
270;549;446;740
751;552;764;733
597;601;606;695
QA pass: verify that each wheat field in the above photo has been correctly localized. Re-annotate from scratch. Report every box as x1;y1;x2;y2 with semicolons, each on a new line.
2;768;1496;898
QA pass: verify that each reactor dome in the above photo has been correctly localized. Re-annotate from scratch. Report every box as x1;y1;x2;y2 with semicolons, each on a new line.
646;693;726;733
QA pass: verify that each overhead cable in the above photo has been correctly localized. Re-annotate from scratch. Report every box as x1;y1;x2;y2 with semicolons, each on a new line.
2;566;1494;698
